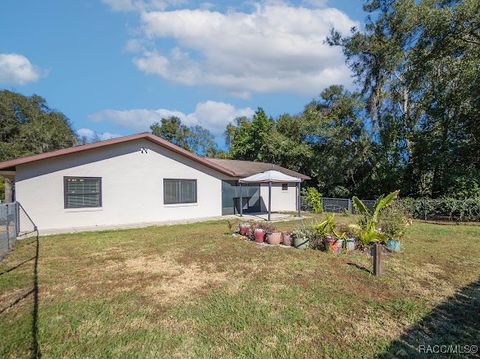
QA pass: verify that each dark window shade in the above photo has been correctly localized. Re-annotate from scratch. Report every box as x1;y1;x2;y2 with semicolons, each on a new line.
64;177;102;208
164;179;197;204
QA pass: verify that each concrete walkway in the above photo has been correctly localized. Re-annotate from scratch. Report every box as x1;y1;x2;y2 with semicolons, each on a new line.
23;212;309;237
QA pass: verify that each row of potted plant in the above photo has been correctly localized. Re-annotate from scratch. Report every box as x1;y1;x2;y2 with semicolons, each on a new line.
291;190;410;254
238;222;294;246
292;214;360;254
235;190;410;254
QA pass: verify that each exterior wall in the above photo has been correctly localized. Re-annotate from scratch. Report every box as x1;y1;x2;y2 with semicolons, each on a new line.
259;183;298;212
15;139;226;232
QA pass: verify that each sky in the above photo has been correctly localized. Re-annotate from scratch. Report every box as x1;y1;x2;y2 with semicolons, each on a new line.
0;0;365;146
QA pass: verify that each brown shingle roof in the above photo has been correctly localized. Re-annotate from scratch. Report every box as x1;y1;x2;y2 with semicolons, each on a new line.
0;133;309;180
205;158;310;180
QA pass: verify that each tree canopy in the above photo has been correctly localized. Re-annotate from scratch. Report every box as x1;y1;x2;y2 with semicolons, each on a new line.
150;116;221;157
0;90;78;200
226;0;480;199
0;90;78;162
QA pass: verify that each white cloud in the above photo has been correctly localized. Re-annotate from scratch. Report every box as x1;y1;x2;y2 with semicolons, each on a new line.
128;3;357;97
77;128;121;141
0;53;44;86
102;0;187;12
88;101;254;136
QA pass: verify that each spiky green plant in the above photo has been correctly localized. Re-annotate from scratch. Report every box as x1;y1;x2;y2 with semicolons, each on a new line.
353;190;400;245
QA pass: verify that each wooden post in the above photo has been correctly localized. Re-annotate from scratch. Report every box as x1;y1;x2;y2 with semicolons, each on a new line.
268;181;272;221
373;242;382;276
239;182;243;217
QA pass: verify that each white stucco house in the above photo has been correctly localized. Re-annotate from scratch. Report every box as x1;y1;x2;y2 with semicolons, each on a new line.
0;133;309;233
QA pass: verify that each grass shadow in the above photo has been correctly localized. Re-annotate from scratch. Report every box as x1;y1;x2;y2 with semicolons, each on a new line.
0;256;35;276
347;262;372;275
0;233;41;358
378;279;480;358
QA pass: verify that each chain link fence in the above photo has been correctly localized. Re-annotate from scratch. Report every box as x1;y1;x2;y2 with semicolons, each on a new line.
0;202;19;259
301;197;377;214
0;202;38;260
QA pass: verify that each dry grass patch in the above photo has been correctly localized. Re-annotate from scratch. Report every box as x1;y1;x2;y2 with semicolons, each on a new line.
123;255;230;304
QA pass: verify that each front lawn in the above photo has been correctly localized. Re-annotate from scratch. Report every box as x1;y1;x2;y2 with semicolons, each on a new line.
1;215;479;358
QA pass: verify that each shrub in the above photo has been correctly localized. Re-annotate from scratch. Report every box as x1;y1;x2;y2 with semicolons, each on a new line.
378;202;411;240
292;221;326;250
304;187;323;213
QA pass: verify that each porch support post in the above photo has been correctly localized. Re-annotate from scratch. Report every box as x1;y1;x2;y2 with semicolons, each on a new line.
297;182;301;217
239;182;243;217
268;181;272;221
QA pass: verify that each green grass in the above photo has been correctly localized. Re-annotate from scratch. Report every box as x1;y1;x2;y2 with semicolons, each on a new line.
1;215;479;358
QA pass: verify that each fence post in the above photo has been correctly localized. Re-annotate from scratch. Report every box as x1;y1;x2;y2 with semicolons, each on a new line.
6;203;10;249
423;198;427;221
348;199;353;214
15;202;20;237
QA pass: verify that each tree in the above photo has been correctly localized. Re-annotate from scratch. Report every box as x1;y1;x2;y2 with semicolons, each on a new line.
0;90;78;161
302;85;374;197
150;116;219;156
227;108;275;161
329;0;480;198
0;90;78;200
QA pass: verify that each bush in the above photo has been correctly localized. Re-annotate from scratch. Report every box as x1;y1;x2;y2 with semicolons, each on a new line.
378;202;411;240
304;187;323;213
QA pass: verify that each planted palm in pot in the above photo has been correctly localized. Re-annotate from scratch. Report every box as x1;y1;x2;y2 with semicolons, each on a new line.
316;214;345;254
353;190;400;250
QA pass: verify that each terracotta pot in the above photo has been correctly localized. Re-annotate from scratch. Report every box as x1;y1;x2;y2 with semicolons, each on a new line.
267;232;282;245
282;233;293;246
254;228;266;243
239;223;250;236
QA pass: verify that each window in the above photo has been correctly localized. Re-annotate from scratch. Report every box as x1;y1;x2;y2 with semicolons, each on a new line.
64;177;102;208
282;184;289;191
164;179;197;204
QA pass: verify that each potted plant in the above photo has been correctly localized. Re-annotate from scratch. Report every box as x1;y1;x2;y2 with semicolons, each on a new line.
344;224;361;251
292;226;311;249
316;214;345;254
267;230;282;245
282;232;293;246
352;190;400;249
239;222;251;236
252;223;273;243
378;202;410;252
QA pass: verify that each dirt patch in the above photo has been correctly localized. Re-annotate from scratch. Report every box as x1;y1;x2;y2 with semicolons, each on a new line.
123;255;230;304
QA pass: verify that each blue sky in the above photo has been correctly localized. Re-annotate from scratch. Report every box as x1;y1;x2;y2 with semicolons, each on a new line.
0;0;364;145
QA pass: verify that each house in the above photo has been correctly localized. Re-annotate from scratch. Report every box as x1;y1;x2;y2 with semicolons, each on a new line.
0;133;309;233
